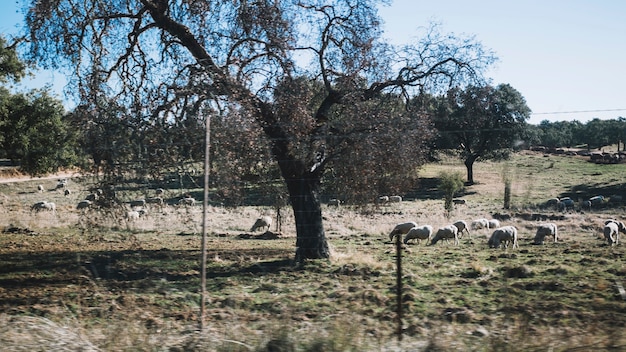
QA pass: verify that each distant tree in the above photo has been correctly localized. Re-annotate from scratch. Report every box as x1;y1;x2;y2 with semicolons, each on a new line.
24;1;496;260
438;171;464;216
0;89;77;175
432;84;531;184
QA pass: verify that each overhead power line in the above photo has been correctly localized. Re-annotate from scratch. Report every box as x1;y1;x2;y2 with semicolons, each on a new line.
532;108;626;115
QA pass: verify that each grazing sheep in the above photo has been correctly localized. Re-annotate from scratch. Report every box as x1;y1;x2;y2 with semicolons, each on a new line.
328;198;341;206
534;223;558;244
488;226;518;249
546;198;560;208
31;201;56;213
178;197;195;206
389;195;402;203
403;225;433;245
378;196;389;204
388;221;418;242
155;188;165;195
250;216;273;232
453;220;470;239
558;197;575;211
37;185;44;193
604;219;626;246
76;200;93;210
55;179;67;190
430;225;459;246
126;209;147;221
64;189;71;197
145;197;165;206
488;219;500;229
471;219;490;230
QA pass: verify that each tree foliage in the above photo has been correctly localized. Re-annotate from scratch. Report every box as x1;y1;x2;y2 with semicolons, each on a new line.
431;84;531;183
22;0;496;259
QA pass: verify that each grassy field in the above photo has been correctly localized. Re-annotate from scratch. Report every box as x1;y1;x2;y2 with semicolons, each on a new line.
0;151;625;351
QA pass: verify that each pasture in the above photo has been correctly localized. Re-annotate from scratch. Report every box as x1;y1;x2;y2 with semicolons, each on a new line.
0;151;626;351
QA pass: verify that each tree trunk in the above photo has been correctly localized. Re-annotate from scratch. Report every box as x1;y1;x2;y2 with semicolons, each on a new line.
464;154;479;184
284;175;330;261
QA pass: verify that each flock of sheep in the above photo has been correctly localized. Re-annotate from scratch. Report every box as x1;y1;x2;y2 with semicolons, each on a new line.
387;217;626;249
31;180;198;222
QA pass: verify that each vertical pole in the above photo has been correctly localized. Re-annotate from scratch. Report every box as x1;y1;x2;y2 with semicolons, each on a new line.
200;109;211;330
396;232;403;342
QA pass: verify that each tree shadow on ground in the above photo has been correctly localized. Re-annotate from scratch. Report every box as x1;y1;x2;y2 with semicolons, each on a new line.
406;177;477;201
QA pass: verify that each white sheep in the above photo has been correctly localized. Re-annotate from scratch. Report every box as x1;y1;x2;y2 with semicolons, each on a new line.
178;197;195;206
488;226;518;249
55;179;67;190
453;220;470;239
389;195;402;203
558;197;575;211
155;188;165;195
488;219;500;229
471;218;490;230
31;201;55;212
378;196;389;204
250;215;273;232
126;209;147;221
430;224;459;246
604;220;626;246
37;185;44;193
388;221;418;242
328;198;341;206
534;223;558;244
403;225;433;245
76;200;93;210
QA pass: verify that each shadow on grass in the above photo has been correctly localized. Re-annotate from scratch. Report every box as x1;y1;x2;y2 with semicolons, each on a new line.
0;247;295;308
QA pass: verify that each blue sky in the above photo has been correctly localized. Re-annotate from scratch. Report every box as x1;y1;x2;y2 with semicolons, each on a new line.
2;1;625;124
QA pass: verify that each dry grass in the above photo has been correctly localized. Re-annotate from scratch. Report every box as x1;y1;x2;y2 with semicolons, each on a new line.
0;152;626;351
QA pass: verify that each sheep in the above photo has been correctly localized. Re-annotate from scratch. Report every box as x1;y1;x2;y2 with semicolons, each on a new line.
488;219;500;229
76;200;93;210
64;189;71;197
328;198;341;207
37;185;44;193
55;179;67;190
534;223;558;244
546;198;560;208
126;209;147;221
31;201;56;213
589;195;604;205
388;221;418;242
403;225;433;245
604;219;626;246
389;195;402;203
430;225;459;246
250;215;273;232
178;196;195;206
453;220;470;239
471;218;490;230
378;196;389;204
155;188;165;195
488;226;519;249
558;197;575;211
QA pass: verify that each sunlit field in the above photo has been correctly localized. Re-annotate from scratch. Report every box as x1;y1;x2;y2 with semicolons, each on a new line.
1;151;625;351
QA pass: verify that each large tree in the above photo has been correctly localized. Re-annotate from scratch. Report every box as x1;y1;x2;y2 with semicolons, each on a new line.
23;0;495;260
432;84;531;184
